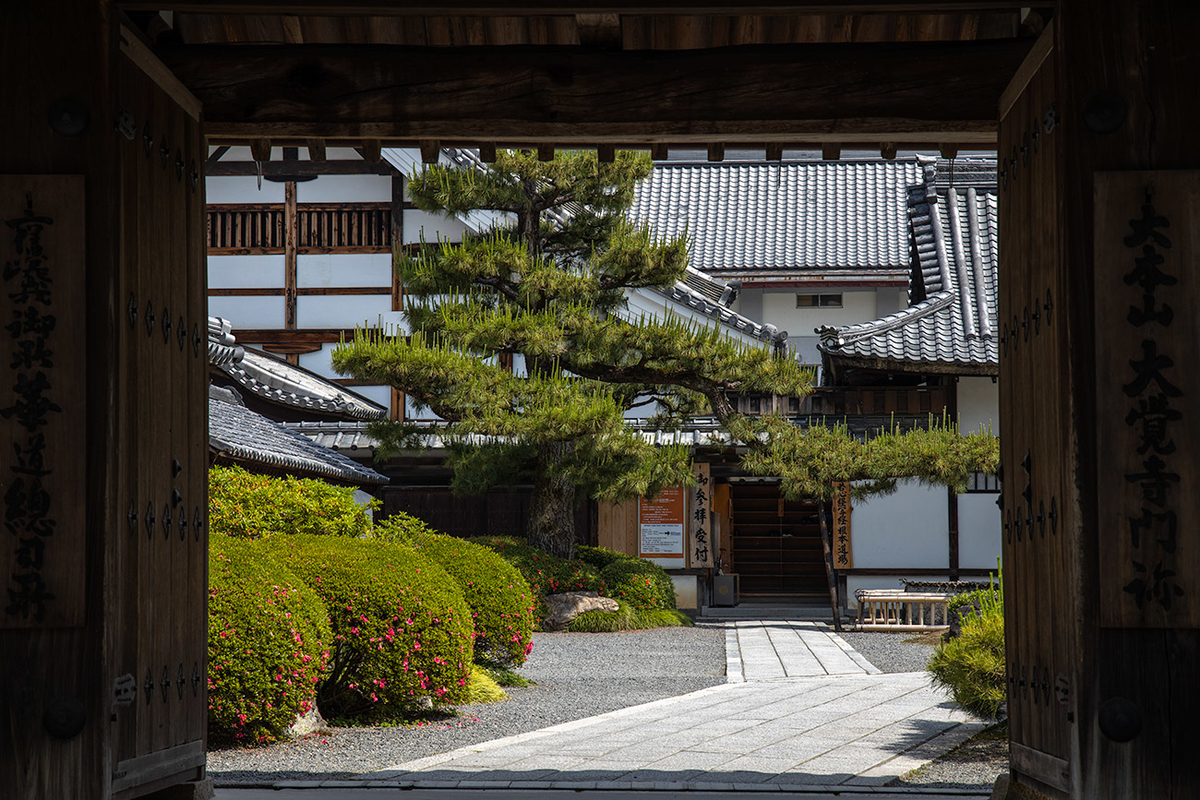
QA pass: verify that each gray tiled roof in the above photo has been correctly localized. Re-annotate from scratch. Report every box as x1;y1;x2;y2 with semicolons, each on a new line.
208;317;244;366
627;159;926;277
209;387;388;485
818;159;998;374
219;346;388;421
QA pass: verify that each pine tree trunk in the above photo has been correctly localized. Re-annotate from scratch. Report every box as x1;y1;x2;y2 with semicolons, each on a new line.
817;498;843;632
527;443;578;561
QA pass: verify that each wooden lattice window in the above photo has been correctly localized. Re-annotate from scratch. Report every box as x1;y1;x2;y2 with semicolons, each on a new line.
207;202;392;254
207;204;285;252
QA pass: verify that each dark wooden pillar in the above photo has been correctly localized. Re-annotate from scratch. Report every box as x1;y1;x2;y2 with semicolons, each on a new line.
1000;4;1200;797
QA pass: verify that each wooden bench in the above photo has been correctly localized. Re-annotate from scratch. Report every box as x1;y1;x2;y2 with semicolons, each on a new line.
854;589;952;632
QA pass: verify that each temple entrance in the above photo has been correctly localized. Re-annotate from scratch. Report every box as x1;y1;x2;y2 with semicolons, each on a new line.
727;482;827;599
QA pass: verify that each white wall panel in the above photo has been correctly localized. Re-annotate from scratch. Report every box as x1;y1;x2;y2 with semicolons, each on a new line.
296;294;392;329
207;295;286;329
208;255;286;289
402;209;470;243
958;376;999;435
298;345;337;378
958;494;1002;570
761;288;877;334
850;480;949;568
352;385;392;408
206;175;285;203
297;174;392;202
297;253;393;288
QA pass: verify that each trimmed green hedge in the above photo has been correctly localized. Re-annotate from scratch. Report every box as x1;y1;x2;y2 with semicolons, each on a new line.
209;465;375;539
374;517;536;666
589;549;677;610
207;534;332;745
262;534;474;720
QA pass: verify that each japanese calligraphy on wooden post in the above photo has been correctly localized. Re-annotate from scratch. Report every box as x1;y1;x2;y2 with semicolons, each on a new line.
832;481;853;569
0;176;86;628
689;463;713;568
1094;172;1200;628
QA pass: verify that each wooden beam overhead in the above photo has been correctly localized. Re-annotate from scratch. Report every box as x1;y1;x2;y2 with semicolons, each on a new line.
707;142;725;161
419;139;440;162
207;159;394;176
306;138;326;161
162;40;1028;145
360;138;383;162
249;137;271;161
121;1;1033;15
478;143;497;162
597;143;616;162
765;143;783;160
821;142;841;160
537;144;555;161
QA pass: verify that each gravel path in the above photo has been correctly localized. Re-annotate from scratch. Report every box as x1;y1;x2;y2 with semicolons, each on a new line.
835;630;938;673
208;624;726;786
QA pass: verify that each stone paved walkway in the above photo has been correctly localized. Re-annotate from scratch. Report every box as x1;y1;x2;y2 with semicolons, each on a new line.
329;620;984;793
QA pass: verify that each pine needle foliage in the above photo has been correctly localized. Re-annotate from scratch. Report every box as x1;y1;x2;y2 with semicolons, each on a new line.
333;149;812;559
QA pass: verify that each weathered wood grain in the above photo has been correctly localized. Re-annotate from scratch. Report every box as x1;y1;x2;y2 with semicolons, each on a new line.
159;40;1029;143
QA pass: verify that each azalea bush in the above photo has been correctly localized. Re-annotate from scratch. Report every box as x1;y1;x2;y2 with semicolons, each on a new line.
579;546;677;610
470;536;604;622
262;534;474;720
927;573;1006;718
374;516;536;665
207;534;332;745
209;465;375;539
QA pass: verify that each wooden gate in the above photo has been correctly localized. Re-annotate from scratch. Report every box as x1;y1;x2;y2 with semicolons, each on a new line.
107;35;211;798
997;29;1077;798
0;12;209;798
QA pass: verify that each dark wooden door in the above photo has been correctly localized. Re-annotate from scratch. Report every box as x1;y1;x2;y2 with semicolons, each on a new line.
107;39;211;799
728;484;825;597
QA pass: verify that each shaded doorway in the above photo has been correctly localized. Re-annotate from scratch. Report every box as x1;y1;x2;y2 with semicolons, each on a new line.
727;482;827;599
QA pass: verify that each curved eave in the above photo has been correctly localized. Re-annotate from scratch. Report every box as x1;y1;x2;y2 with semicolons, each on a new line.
821;350;998;377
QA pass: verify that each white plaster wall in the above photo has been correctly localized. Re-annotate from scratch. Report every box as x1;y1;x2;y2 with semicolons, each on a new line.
296;294;392;329
208;296;285;329
958;376;999;436
402;209;470;244
850;479;950;569
351;385;393;408
760;288;878;335
206;174;286;203
297;174;391;203
959;493;1002;570
298;345;338;378
209;255;285;289
297;253;393;288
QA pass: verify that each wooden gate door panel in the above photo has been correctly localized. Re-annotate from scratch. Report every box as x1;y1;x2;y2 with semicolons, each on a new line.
109;42;209;798
998;31;1077;798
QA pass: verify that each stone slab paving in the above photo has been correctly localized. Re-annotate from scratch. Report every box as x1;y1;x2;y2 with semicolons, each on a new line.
350;658;983;792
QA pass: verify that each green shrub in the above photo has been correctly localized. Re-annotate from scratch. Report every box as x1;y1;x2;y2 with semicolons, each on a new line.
927;576;1005;718
598;558;677;610
466;665;508;704
209;465;375;539
566;600;692;633
470;536;604;622
376;519;536;665
207;534;332;745
575;545;627;571
262;534;474;720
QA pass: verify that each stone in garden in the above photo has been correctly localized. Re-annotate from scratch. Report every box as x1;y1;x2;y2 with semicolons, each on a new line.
543;591;619;631
288;704;332;738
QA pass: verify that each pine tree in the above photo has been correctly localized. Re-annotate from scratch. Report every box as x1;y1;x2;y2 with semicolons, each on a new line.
333;150;812;559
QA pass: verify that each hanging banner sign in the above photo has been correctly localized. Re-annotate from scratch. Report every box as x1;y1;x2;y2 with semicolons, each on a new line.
639;486;685;560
